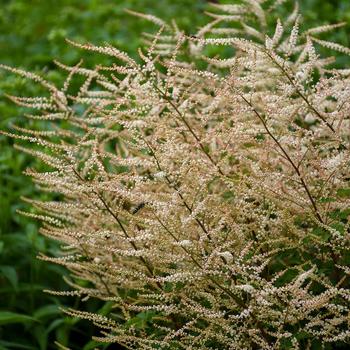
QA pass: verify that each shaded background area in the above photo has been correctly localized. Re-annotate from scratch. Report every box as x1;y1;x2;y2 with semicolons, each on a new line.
0;0;349;349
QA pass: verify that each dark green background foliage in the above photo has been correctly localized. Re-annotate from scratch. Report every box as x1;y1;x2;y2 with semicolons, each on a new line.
0;1;349;349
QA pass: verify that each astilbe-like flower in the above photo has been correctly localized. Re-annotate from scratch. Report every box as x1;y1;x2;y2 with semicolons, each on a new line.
1;1;350;349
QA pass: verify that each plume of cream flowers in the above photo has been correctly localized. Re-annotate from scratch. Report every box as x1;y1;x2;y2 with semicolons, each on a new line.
1;1;350;348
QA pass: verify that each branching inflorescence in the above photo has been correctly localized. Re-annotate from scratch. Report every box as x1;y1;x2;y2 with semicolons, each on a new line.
2;0;350;348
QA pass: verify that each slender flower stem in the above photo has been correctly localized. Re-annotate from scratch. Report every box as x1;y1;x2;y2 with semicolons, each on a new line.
235;89;324;223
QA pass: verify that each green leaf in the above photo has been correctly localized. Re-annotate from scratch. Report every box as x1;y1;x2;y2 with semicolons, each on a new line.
295;330;310;340
0;311;37;325
331;222;344;234
280;337;292;349
337;188;350;198
55;325;70;347
329;208;350;221
319;197;336;203
0;340;37;350
46;318;65;334
33;304;60;319
312;227;330;241
97;300;113;316
33;325;48;350
0;266;18;290
275;268;298;287
255;133;265;141
83;340;109;350
125;311;158;330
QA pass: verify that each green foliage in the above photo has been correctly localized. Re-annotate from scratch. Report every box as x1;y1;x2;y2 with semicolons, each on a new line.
0;1;207;348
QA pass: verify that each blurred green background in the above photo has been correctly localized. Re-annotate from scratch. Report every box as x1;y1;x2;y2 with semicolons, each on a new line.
0;0;349;349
